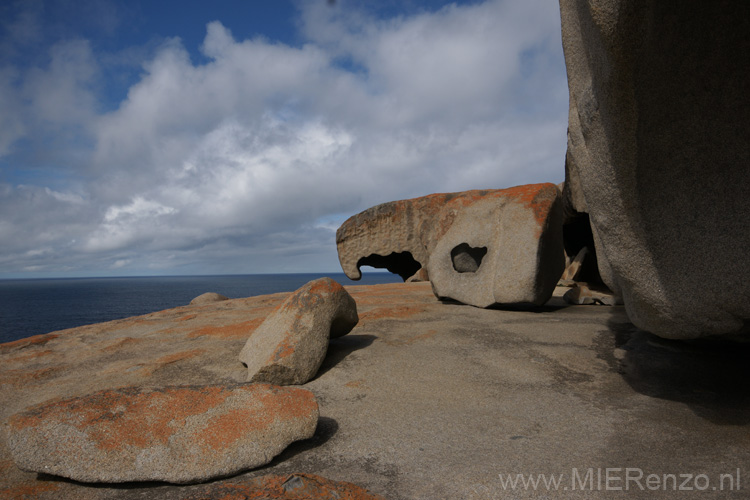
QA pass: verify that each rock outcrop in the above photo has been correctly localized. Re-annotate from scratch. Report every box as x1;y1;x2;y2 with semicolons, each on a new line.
336;184;565;307
2;282;749;499
559;0;750;338
239;278;359;385
190;292;229;305
6;384;319;484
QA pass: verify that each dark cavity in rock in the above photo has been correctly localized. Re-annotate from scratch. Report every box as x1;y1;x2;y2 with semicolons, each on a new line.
357;251;422;281
451;243;487;273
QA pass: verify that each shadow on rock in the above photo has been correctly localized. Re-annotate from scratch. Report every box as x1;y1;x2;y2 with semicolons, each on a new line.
606;318;750;425
268;416;339;465
438;296;570;313
316;334;376;378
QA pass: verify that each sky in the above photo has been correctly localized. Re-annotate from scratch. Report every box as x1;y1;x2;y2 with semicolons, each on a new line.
0;0;569;279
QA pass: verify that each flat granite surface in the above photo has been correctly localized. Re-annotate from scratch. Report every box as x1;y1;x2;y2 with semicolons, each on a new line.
1;282;749;499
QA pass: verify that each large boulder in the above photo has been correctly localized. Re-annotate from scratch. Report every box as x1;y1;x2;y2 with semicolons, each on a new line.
239;278;359;385
6;384;319;484
336;184;565;307
559;0;750;338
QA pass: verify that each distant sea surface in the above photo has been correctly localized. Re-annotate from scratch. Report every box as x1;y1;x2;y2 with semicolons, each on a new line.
0;273;401;345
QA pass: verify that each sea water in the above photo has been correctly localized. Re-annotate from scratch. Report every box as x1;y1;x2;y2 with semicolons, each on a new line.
0;273;401;344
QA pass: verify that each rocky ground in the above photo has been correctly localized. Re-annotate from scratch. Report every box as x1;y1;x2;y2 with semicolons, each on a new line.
1;282;749;499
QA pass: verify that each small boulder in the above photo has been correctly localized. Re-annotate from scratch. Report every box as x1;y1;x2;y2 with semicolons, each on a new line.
190;292;229;305
239;278;358;385
6;384;319;484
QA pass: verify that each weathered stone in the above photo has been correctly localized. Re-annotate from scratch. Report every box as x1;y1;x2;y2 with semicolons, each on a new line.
239;278;358;385
560;0;750;338
189;292;229;305
6;384;319;484
336;184;565;307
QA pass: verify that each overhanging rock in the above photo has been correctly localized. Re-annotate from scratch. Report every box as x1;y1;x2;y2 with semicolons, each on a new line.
336;183;565;307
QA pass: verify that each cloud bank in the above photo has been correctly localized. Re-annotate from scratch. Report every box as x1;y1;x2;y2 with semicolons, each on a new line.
0;0;568;277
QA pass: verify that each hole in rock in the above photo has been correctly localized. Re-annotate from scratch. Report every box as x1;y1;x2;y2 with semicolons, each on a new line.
451;243;487;273
563;213;603;284
356;252;422;281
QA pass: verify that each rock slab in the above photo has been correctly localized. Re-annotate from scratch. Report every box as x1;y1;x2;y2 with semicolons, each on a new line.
239;278;359;385
336;184;565;307
559;0;750;338
6;383;319;484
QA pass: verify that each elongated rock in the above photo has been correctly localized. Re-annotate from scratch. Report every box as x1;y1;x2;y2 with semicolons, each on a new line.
239;278;359;385
6;384;319;484
336;184;565;307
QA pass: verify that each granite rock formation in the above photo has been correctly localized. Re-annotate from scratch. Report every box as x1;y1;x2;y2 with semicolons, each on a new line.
1;282;749;499
559;0;750;338
239;278;359;385
336;184;565;307
6;384;319;484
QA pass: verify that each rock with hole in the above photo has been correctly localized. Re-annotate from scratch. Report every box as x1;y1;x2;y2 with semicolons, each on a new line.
239;278;359;385
336;184;565;307
6;383;319;484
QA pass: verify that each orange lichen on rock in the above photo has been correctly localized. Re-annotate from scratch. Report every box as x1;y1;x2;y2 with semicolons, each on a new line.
0;333;59;352
3;349;54;363
0;367;60;388
100;336;142;353
270;337;296;363
183;473;386;500
196;387;317;453
188;318;265;339
6;384;319;483
498;183;558;227
307;278;344;295
8;385;231;450
0;482;60;500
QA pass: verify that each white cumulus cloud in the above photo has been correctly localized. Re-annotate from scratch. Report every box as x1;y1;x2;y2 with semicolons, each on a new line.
0;0;568;277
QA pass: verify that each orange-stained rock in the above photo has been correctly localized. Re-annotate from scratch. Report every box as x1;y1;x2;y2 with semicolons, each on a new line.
6;383;318;484
239;278;358;385
336;183;565;307
179;473;386;500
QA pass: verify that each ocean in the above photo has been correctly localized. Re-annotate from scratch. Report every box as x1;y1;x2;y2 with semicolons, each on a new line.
0;273;402;345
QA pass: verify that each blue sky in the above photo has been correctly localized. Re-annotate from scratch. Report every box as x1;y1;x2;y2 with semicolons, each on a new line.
0;0;568;278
